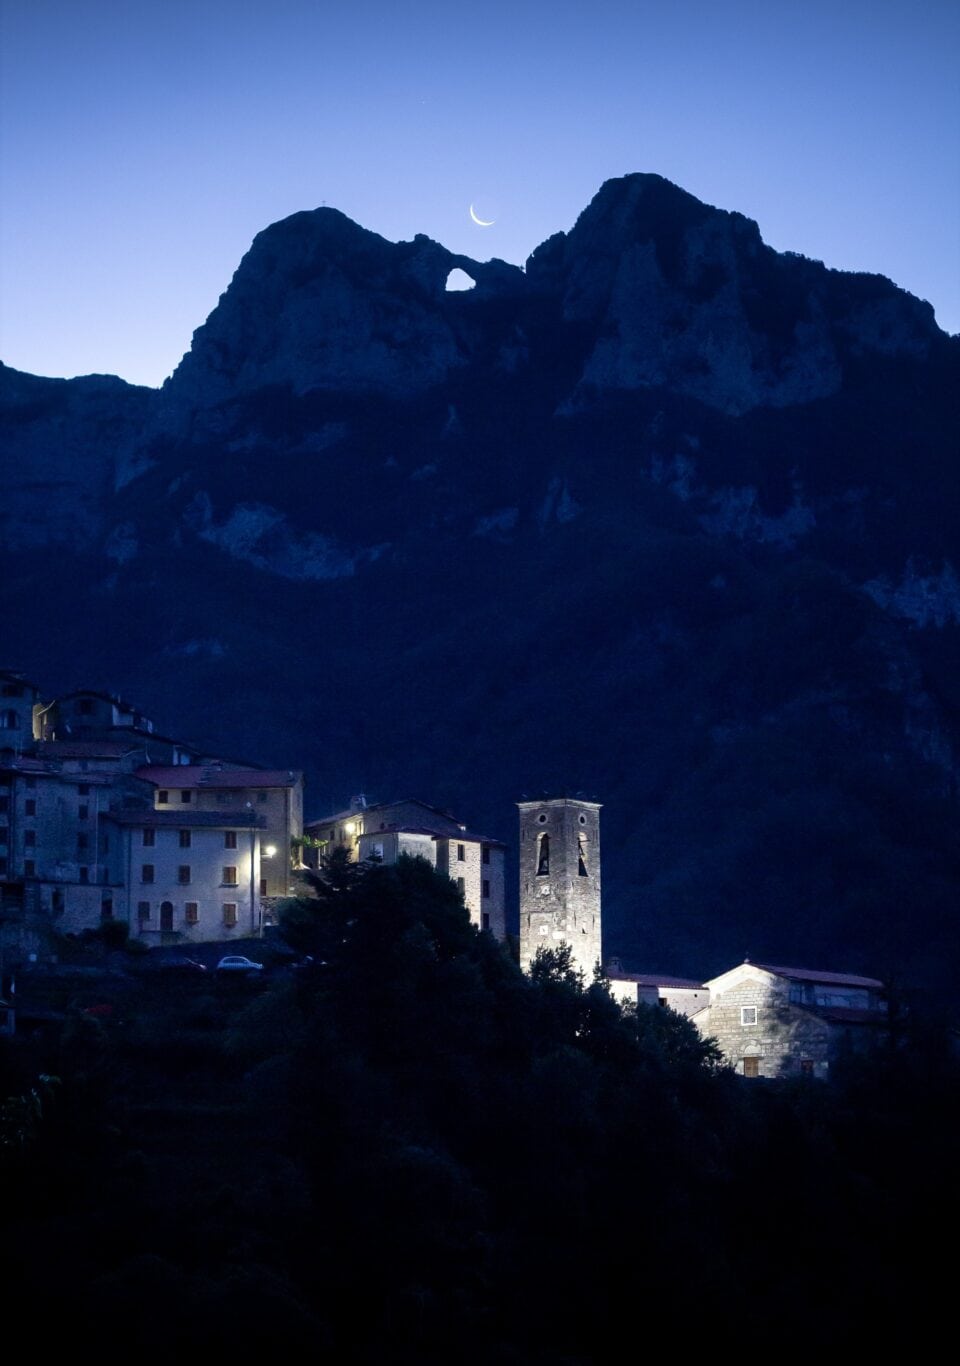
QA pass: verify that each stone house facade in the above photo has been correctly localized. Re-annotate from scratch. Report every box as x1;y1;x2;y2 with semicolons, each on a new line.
135;765;304;905
107;810;265;942
304;797;507;940
690;961;889;1079
605;963;710;1017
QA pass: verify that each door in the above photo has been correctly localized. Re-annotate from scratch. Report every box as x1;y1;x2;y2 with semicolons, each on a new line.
160;901;174;932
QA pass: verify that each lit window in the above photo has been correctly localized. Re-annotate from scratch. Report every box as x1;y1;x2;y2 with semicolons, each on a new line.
179;829;191;848
740;1006;758;1026
222;866;238;887
222;902;238;927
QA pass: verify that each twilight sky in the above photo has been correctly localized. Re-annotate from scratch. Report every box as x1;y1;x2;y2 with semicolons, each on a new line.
1;0;957;388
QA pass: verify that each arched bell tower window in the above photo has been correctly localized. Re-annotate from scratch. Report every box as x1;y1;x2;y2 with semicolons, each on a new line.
577;836;588;877
536;833;550;876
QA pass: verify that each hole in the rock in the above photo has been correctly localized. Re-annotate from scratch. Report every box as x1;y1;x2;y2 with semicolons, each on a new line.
445;268;476;292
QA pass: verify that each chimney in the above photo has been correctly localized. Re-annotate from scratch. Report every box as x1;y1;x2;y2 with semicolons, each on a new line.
349;794;368;812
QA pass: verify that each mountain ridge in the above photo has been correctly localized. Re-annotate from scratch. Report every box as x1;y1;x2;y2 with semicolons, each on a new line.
2;172;958;1001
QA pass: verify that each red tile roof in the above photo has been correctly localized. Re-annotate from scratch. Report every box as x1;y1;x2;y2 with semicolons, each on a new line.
107;810;266;829
756;963;885;990
607;972;706;990
39;741;140;758
136;765;302;788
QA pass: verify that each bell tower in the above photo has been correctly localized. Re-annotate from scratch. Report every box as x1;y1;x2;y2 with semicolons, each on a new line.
518;797;602;979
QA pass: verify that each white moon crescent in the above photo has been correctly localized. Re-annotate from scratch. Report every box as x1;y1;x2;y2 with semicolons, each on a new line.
469;203;495;226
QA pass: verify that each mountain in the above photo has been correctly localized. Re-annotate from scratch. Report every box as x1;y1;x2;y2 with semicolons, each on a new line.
3;173;958;1000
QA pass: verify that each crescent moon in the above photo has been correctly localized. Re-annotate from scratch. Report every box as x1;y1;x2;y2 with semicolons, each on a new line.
469;203;495;227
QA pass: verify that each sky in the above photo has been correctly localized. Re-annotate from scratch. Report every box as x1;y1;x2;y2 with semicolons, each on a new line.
1;0;957;388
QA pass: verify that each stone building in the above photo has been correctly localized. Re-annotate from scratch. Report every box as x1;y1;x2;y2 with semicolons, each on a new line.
135;765;304;907
106;809;265;942
605;962;709;1017
690;960;889;1078
0;671;41;752
304;797;506;939
518;797;602;979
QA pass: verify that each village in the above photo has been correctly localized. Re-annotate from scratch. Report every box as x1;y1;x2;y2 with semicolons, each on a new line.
0;669;888;1078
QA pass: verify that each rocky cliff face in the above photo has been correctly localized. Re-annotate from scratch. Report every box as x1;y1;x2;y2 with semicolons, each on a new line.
2;173;958;999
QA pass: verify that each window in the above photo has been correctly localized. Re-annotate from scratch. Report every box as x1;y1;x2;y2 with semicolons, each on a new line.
24;859;35;877
142;828;155;847
371;842;384;861
257;793;268;803
100;834;109;854
179;829;191;848
101;898;113;921
184;902;199;925
0;797;7;813
457;843;465;862
78;699;94;715
25;776;36;789
141;864;155;884
180;790;191;804
536;833;550;875
25;799;36;816
222;866;238;886
224;830;237;849
456;877;465;896
743;1057;760;1078
800;1059;815;1077
157;790;169;805
0;710;19;729
177;865;191;885
24;830;36;847
222;902;238;928
0;858;7;876
78;784;90;796
482;879;490;898
78;804;88;820
1;683;22;697
740;1006;758;1026
482;846;490;865
138;901;150;923
259;878;267;896
577;836;588;877
482;912;490;931
77;833;89;851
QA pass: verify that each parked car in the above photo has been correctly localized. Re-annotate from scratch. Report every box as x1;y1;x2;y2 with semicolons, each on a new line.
157;956;207;975
216;955;265;976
